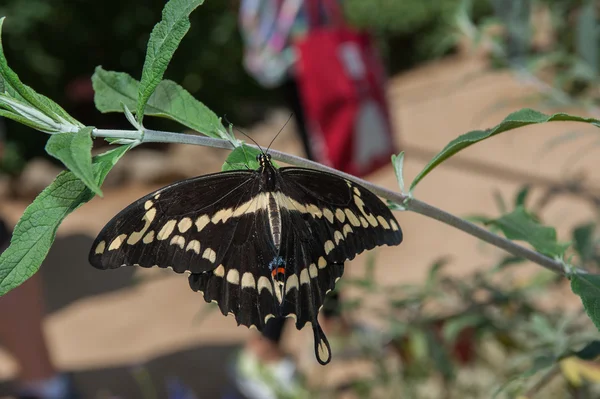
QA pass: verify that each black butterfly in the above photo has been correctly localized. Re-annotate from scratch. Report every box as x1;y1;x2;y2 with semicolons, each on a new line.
89;152;402;365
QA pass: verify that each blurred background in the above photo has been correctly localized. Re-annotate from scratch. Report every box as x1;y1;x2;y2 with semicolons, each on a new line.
1;0;600;398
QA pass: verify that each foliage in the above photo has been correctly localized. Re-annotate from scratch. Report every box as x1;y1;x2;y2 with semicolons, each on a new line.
344;0;492;71
457;0;600;111
0;0;264;162
335;258;600;398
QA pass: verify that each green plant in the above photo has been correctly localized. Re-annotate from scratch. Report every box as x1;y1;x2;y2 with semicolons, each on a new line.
1;1;600;396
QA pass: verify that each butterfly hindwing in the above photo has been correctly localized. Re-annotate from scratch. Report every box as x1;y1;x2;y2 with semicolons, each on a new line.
188;207;280;330
89;170;261;274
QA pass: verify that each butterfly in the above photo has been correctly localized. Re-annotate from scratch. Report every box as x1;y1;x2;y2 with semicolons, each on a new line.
89;151;403;365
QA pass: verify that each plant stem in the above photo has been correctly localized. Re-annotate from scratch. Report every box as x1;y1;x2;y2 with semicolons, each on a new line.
92;127;582;278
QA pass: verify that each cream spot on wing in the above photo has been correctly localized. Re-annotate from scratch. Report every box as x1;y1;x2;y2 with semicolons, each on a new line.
306;204;322;218
249;325;258;330
286;313;297;322
241;272;256;289
309;263;318;278
212;208;233;224
285;274;299;294
258;276;273;294
202;248;217;263
157;220;177;240
264;314;275;324
154;194;161;200
195;215;210;232
226;269;240;284
186;239;201;254
353;187;361;196
108;234;127;250
233;192;269;217
318;257;327;269
324;240;335;255
94;240;106;254
343;224;353;237
360;216;369;228
170;235;185;249
178;217;193;233
300;269;310;285
345;209;361;227
127;208;157;244
377;216;390;229
317;338;331;362
334;230;344;245
144;200;153;210
143;230;155;244
214;264;225;277
335;277;341;283
368;215;378;227
274;282;284;304
285;195;307;213
323;209;334;224
335;208;345;223
390;219;399;231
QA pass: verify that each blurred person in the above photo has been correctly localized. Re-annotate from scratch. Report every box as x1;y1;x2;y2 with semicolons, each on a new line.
0;119;78;399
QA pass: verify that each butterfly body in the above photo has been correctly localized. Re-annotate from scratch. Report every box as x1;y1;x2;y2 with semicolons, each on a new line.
89;153;402;364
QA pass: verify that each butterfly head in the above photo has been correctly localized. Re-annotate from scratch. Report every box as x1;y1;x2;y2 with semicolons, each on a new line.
257;153;272;168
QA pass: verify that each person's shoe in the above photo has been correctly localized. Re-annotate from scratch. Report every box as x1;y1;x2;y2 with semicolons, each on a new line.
231;349;308;399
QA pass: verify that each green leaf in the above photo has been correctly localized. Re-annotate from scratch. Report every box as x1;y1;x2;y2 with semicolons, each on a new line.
425;329;455;380
573;223;595;263
576;0;599;74
514;185;530;208
0;18;81;128
425;257;450;290
410;108;600;191
222;145;274;171
487;206;570;257
136;0;205;123
0;108;51;133
92;67;226;139
92;67;138;111
391;152;405;194
0;145;130;296
572;340;600;361
571;273;600;332
45;127;102;196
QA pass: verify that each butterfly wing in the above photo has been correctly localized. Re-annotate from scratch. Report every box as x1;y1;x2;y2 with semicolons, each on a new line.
274;167;403;364
187;199;283;327
89;170;262;274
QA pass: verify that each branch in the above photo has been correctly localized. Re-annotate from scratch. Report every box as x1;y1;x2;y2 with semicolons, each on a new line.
92;127;586;278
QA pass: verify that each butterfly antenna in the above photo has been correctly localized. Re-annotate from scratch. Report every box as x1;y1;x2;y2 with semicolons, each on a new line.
223;115;265;154
266;113;293;153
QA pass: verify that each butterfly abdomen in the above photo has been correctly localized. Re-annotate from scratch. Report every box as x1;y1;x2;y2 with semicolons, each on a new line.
267;192;282;251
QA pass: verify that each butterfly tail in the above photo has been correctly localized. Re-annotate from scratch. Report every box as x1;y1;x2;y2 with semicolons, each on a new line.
313;322;332;365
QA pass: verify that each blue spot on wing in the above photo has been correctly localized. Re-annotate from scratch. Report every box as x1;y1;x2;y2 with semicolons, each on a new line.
268;256;285;271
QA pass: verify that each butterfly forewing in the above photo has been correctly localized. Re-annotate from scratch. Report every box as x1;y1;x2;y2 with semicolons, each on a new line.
89;170;259;273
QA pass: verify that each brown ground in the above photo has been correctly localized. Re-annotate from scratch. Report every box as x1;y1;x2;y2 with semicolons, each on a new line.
0;54;598;398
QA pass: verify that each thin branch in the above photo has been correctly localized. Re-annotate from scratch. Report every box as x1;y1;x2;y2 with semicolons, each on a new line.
92;127;587;278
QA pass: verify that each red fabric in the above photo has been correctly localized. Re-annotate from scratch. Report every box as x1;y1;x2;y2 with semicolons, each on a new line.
295;8;396;177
